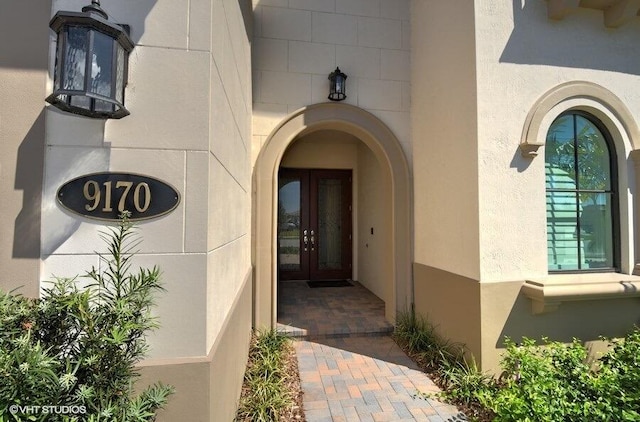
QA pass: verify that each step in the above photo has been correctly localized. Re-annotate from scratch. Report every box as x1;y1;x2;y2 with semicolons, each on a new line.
276;321;394;340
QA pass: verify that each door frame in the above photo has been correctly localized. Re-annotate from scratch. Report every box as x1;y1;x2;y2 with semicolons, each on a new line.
278;168;352;281
253;103;412;327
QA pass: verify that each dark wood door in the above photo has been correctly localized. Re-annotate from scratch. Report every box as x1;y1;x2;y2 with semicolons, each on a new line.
278;168;352;281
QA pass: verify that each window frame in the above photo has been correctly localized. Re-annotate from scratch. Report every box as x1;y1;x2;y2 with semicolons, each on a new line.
545;110;620;273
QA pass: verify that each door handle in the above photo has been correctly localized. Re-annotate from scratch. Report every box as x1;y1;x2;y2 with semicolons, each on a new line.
303;229;308;251
310;230;315;251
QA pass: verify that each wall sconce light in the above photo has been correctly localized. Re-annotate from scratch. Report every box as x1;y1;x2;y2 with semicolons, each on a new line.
328;67;347;101
46;0;134;119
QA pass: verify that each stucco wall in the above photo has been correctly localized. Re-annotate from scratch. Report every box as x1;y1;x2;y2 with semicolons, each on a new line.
472;2;640;371
475;2;640;281
357;142;393;318
251;0;411;166
411;0;480;280
42;0;252;420
0;0;50;297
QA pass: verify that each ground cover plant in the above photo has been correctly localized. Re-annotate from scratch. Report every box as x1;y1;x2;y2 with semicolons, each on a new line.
393;309;495;421
235;329;304;422
393;309;640;422
0;216;173;421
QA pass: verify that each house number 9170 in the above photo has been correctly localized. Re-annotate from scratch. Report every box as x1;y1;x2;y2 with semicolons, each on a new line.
57;172;181;222
83;180;151;213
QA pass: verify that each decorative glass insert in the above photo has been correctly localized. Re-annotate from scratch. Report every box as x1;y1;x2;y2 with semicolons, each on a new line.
545;112;616;271
318;178;343;270
278;177;302;272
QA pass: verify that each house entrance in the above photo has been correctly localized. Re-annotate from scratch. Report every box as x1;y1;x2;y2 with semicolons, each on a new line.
277;168;352;281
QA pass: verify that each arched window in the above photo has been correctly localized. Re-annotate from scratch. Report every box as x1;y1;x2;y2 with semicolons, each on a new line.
545;111;618;272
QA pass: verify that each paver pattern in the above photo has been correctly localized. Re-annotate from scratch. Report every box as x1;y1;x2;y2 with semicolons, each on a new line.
277;281;466;421
296;336;466;422
277;280;394;338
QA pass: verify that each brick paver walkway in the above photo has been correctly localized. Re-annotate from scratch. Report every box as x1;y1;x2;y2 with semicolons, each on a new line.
295;336;466;422
278;281;466;421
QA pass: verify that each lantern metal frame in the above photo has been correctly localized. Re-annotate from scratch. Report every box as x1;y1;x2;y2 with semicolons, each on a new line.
46;0;134;119
328;67;347;101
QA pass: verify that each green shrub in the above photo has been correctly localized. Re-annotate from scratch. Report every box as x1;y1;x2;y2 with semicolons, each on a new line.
0;216;173;421
479;332;640;422
235;329;294;422
395;310;640;422
394;309;495;421
394;309;463;368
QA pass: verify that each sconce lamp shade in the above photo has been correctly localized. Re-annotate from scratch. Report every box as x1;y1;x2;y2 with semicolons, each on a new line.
328;67;347;101
46;1;134;119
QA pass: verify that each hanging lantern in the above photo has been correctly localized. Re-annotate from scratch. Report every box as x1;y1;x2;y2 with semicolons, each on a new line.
46;0;134;119
328;67;347;101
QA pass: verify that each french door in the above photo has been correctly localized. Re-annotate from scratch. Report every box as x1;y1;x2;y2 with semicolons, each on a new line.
277;168;352;281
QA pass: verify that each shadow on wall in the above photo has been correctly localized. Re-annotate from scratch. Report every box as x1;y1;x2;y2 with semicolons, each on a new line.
501;0;640;75
6;0;160;260
13;111;46;259
496;293;640;349
0;0;51;260
0;0;51;70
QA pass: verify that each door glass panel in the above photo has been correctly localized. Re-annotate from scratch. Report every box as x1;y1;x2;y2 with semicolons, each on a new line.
278;177;302;272
318;178;342;270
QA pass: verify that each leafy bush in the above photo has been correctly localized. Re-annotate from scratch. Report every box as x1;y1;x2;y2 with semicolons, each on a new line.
478;332;640;422
395;310;640;422
0;217;173;421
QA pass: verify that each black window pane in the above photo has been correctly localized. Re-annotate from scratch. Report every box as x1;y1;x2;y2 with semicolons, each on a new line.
545;114;576;183
545;112;616;272
547;191;580;271
576;115;611;191
579;193;614;269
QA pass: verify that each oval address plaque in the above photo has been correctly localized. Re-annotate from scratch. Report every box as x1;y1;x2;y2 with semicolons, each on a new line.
57;172;181;222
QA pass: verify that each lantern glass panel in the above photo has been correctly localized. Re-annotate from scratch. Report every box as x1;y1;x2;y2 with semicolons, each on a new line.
63;26;88;91
70;94;91;110
54;36;62;91
91;30;114;98
94;99;115;113
115;45;125;104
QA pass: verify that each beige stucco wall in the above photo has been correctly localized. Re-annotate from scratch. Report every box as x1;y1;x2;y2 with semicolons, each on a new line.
41;0;253;419
475;2;640;281
251;0;411;166
0;0;50;297
357;142;393;319
411;1;640;372
138;271;252;422
414;263;482;363
473;1;640;371
411;0;480;280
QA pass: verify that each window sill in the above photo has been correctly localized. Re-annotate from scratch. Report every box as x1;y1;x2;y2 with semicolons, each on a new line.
522;273;640;314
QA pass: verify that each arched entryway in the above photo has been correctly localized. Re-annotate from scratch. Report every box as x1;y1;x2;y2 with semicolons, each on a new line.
252;103;411;328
